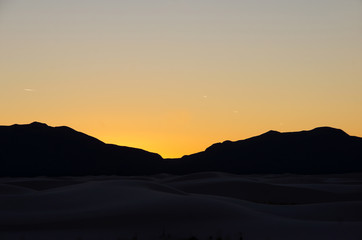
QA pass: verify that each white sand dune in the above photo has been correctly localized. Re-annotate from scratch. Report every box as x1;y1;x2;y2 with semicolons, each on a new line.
0;173;362;240
0;184;35;195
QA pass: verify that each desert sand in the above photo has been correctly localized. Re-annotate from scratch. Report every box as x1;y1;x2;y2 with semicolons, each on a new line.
1;172;362;240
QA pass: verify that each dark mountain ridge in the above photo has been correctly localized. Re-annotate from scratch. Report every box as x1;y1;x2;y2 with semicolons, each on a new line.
174;126;362;174
0;122;163;176
1;122;362;176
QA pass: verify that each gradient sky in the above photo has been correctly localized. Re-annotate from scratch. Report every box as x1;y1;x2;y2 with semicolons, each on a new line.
1;0;361;158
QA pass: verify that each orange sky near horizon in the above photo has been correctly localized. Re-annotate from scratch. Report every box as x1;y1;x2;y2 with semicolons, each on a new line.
1;0;361;158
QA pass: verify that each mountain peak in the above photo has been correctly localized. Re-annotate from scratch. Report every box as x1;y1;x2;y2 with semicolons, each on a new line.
310;126;349;137
262;130;281;136
29;121;49;127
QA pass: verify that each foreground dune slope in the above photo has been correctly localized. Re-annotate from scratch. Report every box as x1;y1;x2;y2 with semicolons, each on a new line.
0;173;361;240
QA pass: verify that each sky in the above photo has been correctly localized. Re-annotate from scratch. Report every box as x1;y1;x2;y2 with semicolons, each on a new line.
1;0;361;158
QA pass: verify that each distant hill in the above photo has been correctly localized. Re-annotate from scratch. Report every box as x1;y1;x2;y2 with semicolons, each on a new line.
1;122;362;176
170;127;362;174
0;122;163;176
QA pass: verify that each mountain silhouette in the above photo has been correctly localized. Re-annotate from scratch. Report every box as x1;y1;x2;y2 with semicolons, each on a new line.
170;126;362;174
0;122;362;176
0;122;163;176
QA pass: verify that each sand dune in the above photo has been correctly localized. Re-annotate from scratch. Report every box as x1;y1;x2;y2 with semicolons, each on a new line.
0;173;362;240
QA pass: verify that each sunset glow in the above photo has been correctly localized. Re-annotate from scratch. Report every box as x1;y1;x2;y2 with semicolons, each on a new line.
1;0;361;158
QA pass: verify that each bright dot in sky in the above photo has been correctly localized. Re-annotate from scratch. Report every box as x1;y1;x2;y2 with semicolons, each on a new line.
24;89;35;92
203;95;208;98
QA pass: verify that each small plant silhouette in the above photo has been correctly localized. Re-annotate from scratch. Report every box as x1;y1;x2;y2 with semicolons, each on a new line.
188;236;198;240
